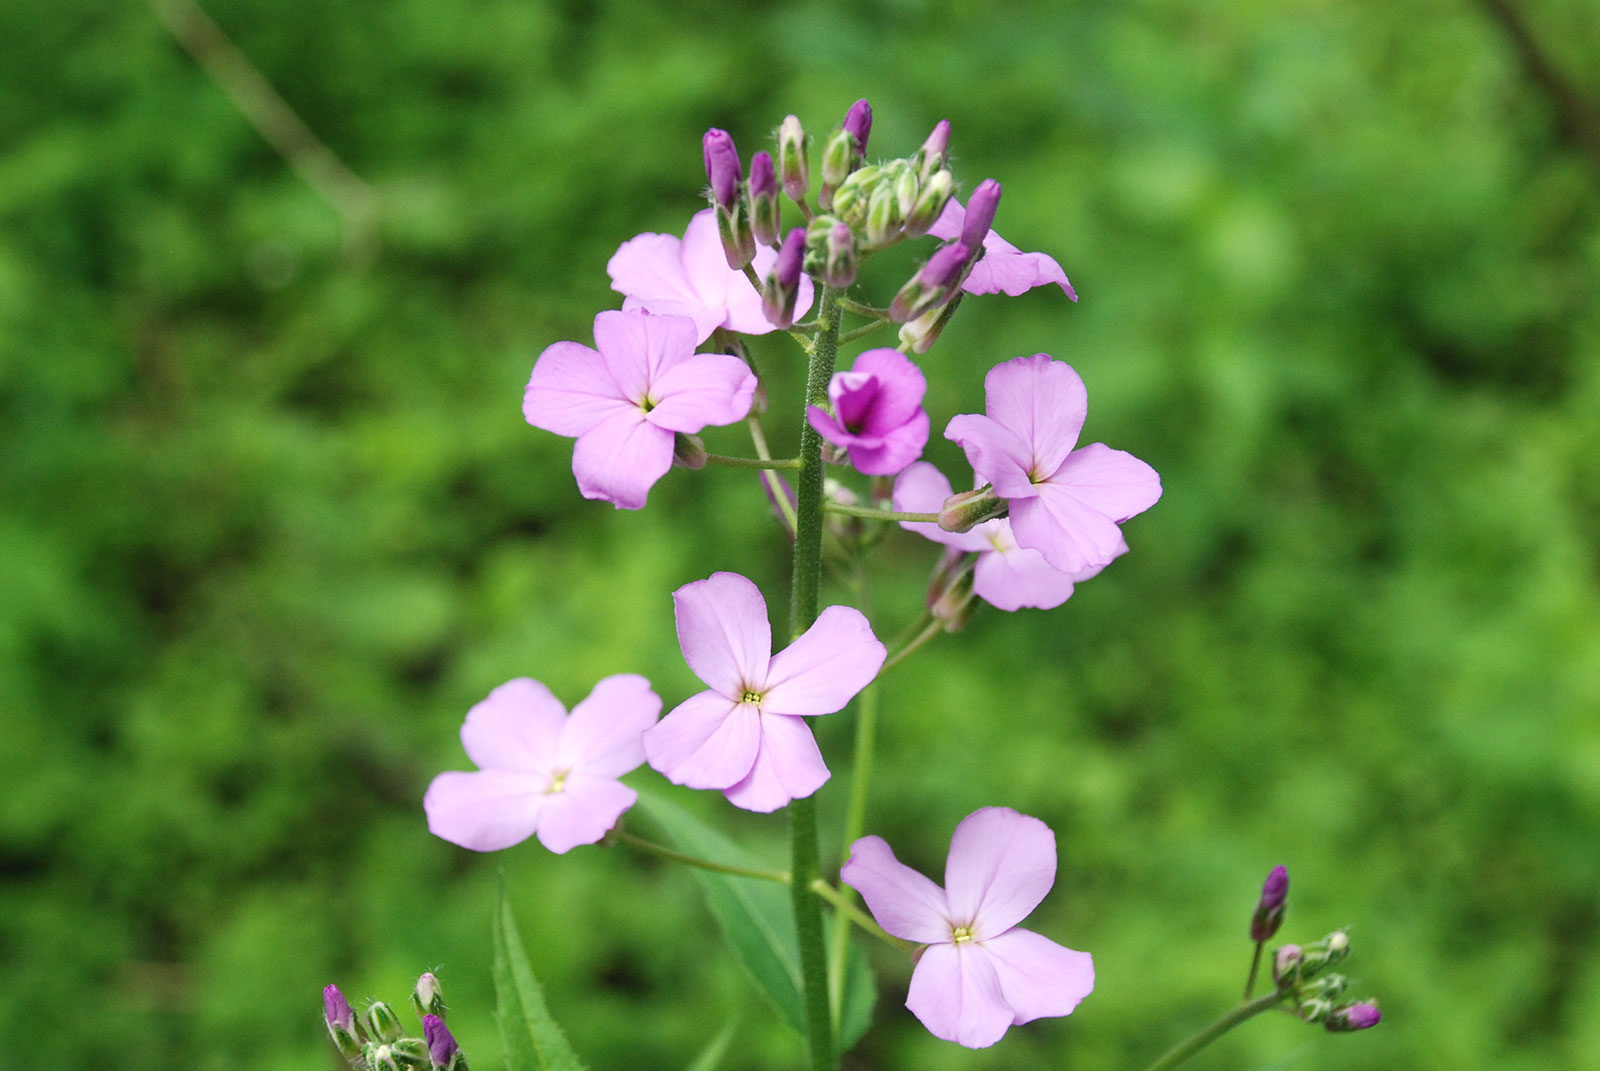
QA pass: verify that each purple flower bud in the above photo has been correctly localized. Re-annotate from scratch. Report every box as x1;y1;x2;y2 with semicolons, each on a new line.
1272;943;1303;987
843;98;872;157
961;179;1002;252
1251;864;1289;942
890;241;969;322
703;128;742;210
748;151;780;246
323;984;354;1031
778;115;808;200
919;119;950;180
1326;1001;1382;1032
762;226;806;328
424;1013;460;1065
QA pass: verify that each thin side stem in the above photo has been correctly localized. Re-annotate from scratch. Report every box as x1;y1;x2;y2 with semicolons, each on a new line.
823;501;939;524
882;615;946;674
704;454;802;470
809;878;914;952
1244;940;1264;1000
1140;991;1286;1071
610;831;791;884
837;296;891;319
838;320;893;345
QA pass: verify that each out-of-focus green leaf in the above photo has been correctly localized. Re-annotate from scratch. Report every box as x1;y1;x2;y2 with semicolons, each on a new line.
683;1016;739;1071
492;872;587;1071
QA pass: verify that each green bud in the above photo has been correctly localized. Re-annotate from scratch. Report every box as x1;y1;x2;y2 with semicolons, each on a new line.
1297;973;1348;1003
391;1038;433;1069
938;485;1008;533
864;185;899;247
1299;929;1351;979
411;972;446;1022
672;432;708;470
1297;997;1334;1025
893;164;920;219
715;202;756;270
777;114;808;201
365;1001;404;1044
903;169;953;239
821;127;857;187
830;165;880;225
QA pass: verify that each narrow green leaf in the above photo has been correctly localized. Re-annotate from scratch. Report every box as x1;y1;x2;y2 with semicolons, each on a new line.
684;1016;740;1071
491;872;588;1071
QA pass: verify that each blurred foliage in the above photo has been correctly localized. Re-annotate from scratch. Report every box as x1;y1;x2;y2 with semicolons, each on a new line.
3;0;1599;1069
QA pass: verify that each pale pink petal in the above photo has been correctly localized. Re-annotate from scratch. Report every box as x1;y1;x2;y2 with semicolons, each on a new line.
619;295;726;345
964;237;1077;300
944;414;1037;499
721;712;829;812
642;691;760;789
533;773;638;854
893;462;989;552
1008;485;1129;574
607;232;701;307
556;673;660;778
906;942;1016;1049
571;407;673;510
522;340;629;437
423;769;546;852
672;572;771;697
839;835;952;944
460;677;566;772
983;928;1095;1024
647;353;756;432
1043;442;1163;522
594;307;699;391
972;541;1082;612
846;408;928;476
983;356;1086;479
926;197;965;242
679;209;736;310
761;605;885;716
944;807;1057;938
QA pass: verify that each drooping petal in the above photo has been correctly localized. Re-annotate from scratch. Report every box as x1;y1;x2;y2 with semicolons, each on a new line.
982;928;1095;1025
1007;485;1130;574
971;539;1083;612
423;769;546;852
927;199;1077;299
761;605;885;716
642;691;761;790
1042;442;1163;522
892;462;990;552
944;413;1037;499
532;772;638;854
571;407;674;510
906;942;1016;1049
846;407;928;476
839;835;952;944
556;673;660;778
523;340;629;437
982;356;1087;480
460;677;566;772
944;807;1057;939
721;712;829;812
672;572;772;697
646;352;756;432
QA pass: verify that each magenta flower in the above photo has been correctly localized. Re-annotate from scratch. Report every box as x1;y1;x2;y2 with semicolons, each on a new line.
841;807;1094;1049
424;675;661;854
945;355;1160;574
893;461;1117;610
522;308;756;510
642;572;885;812
607;209;815;342
927;197;1077;300
806;348;930;476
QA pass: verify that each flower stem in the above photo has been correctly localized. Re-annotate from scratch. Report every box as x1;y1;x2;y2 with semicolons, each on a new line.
838;319;893;345
882;613;946;674
609;830;791;884
704;453;802;470
1140;991;1287;1071
837;296;890;319
822;501;940;524
1244;940;1264;999
809;877;914;952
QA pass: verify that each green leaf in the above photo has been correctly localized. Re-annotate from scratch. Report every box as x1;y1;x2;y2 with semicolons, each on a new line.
491;872;588;1071
683;1016;739;1071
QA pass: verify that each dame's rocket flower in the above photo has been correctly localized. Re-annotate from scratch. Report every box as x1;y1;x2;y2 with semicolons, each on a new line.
927;197;1077;300
841;807;1094;1049
945;355;1160;574
608;209;814;342
806;348;930;476
424;675;661;854
643;572;885;812
523;308;756;510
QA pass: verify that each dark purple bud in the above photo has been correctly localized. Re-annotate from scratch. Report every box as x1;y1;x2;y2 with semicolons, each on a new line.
761;227;806;328
775;226;804;289
843;98;872;156
424;1013;460;1065
703;128;742;210
961;179;1002;252
748;150;777;200
748;151;780;246
323;984;353;1030
1326;1001;1382;1032
1251;864;1289;941
890;241;969;322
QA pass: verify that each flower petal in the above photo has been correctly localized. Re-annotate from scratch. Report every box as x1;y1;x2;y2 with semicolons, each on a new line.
571;407;674;510
982;927;1095;1025
642;691;760;790
983;356;1086;480
944;807;1057;938
620;295;727;346
965;237;1077;300
533;773;638;854
608;231;701;308
893;462;989;551
972;537;1088;611
460;677;566;772
1007;485;1129;574
839;835;952;944
1044;442;1163;522
850;348;928;434
423;769;546;852
594;307;700;395
522;340;629;437
721;712;829;812
647;352;756;432
906;942;1016;1049
673;572;771;697
944;413;1037;499
556;673;660;778
761;605;885;716
847;408;928;476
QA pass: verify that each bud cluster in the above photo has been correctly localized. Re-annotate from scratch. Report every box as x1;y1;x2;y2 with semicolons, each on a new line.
323;975;468;1071
1270;929;1380;1034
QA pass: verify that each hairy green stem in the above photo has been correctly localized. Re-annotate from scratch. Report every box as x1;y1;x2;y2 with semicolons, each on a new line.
822;501;939;524
1244;940;1264;999
704;453;802;470
1141;992;1286;1071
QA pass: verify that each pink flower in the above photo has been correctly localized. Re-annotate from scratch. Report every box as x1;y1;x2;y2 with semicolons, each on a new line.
522;308;756;509
945;355;1160;574
806;348;930;476
642;572;885;812
424;675;661;854
840;807;1094;1049
927;198;1077;300
893;461;1118;610
607;209;815;342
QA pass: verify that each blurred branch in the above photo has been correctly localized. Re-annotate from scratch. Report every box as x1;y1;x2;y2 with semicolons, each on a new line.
1473;0;1600;177
145;0;379;263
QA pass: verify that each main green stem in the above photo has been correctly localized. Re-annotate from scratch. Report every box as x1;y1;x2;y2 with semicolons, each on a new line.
790;285;843;1071
1140;991;1285;1071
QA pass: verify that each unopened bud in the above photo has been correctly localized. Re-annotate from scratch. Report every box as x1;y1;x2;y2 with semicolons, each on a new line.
823;221;857;288
890;241;969;322
897;290;962;354
364;1000;404;1044
937;485;1007;533
1250;865;1289;942
762;227;806;328
1297;997;1334;1025
702;128;742;210
1298;973;1349;1003
1271;944;1303;987
830;165;880;224
1299;929;1351;978
821;127;856;188
893;165;919;218
1325;1001;1382;1032
324;985;362;1060
843;98;872;159
903;169;953;238
777;115;808;201
424;1014;466;1068
748;151;780;246
865;185;899;247
961;178;1002;251
928;548;977;631
411;972;446;1021
917;119;950;184
672;432;708;470
715;201;756;270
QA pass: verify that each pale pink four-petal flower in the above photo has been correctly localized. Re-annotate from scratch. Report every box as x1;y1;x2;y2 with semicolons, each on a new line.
424;675;661;854
841;807;1095;1049
522;308;756;510
945;355;1161;575
608;208;815;343
806;348;930;476
927;198;1077;300
642;572;885;812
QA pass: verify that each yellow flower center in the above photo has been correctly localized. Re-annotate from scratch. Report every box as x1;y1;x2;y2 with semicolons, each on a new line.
547;770;569;794
741;690;763;705
951;925;975;944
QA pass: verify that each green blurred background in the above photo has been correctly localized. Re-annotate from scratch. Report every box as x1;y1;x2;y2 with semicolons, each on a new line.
5;0;1599;1067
